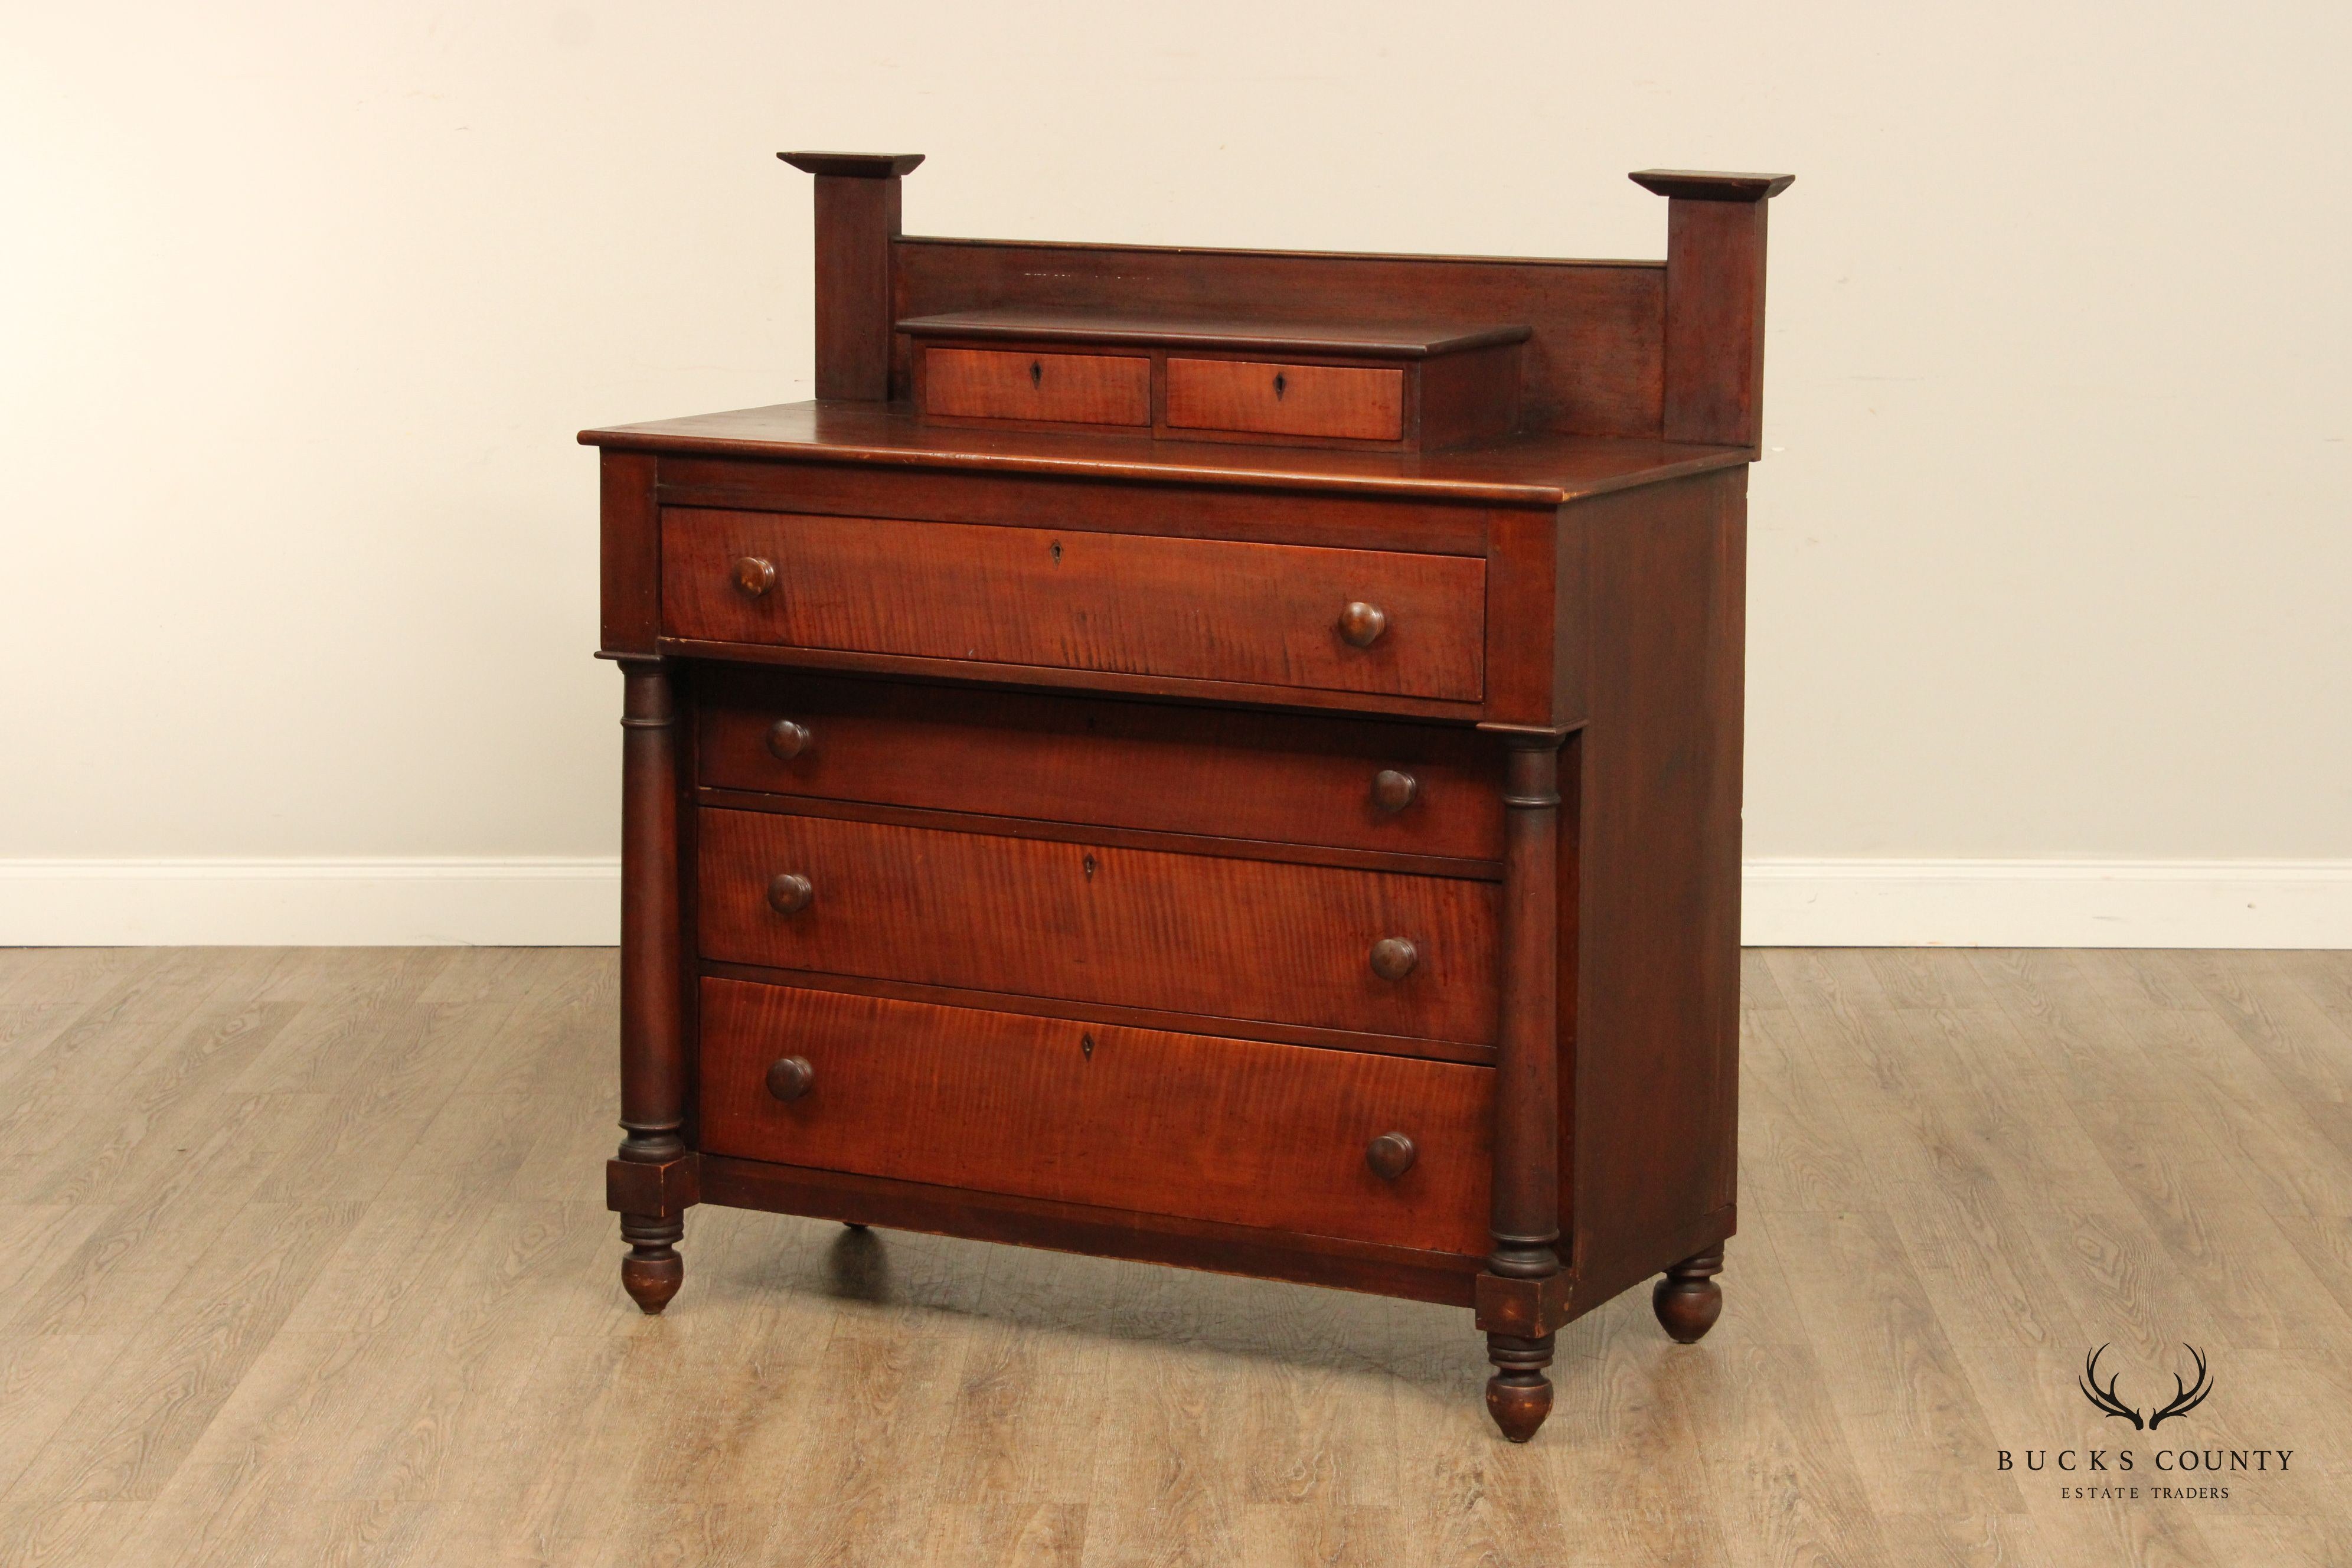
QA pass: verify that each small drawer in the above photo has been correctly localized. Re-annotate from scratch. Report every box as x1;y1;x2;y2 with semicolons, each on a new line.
695;808;1500;1044
662;508;1485;702
698;978;1494;1254
698;673;1505;863
923;347;1151;426
1165;358;1406;441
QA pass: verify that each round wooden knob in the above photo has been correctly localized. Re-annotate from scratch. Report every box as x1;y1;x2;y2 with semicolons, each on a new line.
766;720;814;761
1369;937;1419;982
1366;1132;1417;1181
1370;769;1418;813
1337;601;1388;649
733;556;777;597
766;873;814;915
765;1056;814;1102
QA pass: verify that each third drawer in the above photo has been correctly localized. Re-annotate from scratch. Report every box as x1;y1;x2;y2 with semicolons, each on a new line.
699;671;1505;864
697;806;1499;1045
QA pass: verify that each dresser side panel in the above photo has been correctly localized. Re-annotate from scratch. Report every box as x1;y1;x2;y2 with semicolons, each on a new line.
1567;467;1747;1289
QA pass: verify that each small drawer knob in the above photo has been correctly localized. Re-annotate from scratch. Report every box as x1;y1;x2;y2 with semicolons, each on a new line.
765;1056;814;1102
766;873;814;915
1370;769;1418;814
733;556;778;597
1366;1132;1417;1181
1369;936;1419;982
1337;601;1387;648
766;720;814;761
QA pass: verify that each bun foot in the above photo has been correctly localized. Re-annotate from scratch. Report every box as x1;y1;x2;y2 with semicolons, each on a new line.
619;1213;685;1314
621;1249;682;1314
1652;1244;1724;1344
1484;1331;1556;1442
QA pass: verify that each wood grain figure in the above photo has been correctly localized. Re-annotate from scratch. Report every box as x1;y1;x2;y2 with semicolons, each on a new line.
581;152;1791;1440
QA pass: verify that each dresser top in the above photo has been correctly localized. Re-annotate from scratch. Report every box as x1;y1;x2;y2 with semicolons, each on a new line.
896;309;1533;360
577;401;1750;506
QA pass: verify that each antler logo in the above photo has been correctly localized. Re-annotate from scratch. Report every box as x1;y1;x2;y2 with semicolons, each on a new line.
2079;1344;2213;1430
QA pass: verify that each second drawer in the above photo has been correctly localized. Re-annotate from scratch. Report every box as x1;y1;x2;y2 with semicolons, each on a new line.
699;672;1505;863
696;807;1499;1044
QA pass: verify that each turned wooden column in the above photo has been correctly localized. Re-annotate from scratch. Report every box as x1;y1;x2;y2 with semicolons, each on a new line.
1476;731;1569;1442
610;655;695;1312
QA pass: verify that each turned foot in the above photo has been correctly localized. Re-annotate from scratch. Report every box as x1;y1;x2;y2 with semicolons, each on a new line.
1484;1332;1556;1442
1652;1244;1724;1344
842;1221;870;1231
619;1213;684;1314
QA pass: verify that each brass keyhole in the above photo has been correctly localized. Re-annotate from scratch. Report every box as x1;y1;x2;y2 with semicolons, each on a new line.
1273;372;1287;400
1030;360;1043;388
1081;1033;1095;1061
1050;540;1062;564
1083;854;1097;880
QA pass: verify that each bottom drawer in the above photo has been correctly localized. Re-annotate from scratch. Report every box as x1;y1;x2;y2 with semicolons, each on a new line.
697;978;1493;1255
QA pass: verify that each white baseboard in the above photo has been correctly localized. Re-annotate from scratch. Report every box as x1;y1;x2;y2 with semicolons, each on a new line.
1742;858;2352;949
1;857;2347;949
0;858;623;946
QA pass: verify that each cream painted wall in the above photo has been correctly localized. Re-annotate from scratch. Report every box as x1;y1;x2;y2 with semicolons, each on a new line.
4;3;2349;940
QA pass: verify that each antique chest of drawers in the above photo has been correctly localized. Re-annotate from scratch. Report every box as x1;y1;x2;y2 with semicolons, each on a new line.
583;153;1789;1441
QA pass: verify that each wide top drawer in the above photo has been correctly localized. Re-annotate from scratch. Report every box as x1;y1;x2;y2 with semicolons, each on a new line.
661;507;1486;702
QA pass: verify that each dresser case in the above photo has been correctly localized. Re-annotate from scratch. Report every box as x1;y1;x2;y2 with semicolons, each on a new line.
583;154;1790;1441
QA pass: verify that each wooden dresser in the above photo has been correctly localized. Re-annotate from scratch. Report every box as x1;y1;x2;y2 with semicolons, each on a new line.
582;153;1790;1442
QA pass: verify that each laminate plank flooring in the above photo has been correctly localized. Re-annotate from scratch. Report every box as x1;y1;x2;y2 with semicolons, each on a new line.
0;946;2347;1566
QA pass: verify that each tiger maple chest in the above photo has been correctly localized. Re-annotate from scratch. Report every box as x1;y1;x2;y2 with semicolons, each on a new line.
583;152;1789;1440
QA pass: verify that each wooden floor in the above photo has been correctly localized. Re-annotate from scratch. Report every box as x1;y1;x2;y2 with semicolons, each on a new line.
1;948;2349;1566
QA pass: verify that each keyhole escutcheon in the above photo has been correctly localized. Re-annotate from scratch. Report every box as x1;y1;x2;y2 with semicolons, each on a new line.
1030;360;1043;388
1273;371;1287;400
1081;1033;1095;1061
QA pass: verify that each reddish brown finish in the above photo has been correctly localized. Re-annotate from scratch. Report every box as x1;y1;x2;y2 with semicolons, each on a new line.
1165;358;1404;441
763;718;813;760
695;808;1500;1044
1476;734;1566;1433
1335;600;1389;650
613;658;690;1311
781;153;917;401
1370;769;1419;814
779;152;925;179
763;1054;815;1102
599;451;661;655
700;958;1496;1067
1565;469;1747;1305
591;157;1782;1441
923;347;1152;426
900;309;1530;358
1631;169;1793;449
661;508;1487;701
1652;1243;1726;1342
1365;1132;1417;1181
584;407;1750;508
730;556;776;596
893;237;1665;439
655;453;1497;553
698;978;1494;1253
764;871;813;914
1418;342;1525;452
697;671;1505;862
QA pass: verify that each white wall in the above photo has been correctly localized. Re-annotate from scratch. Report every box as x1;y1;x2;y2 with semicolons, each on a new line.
4;2;2348;945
